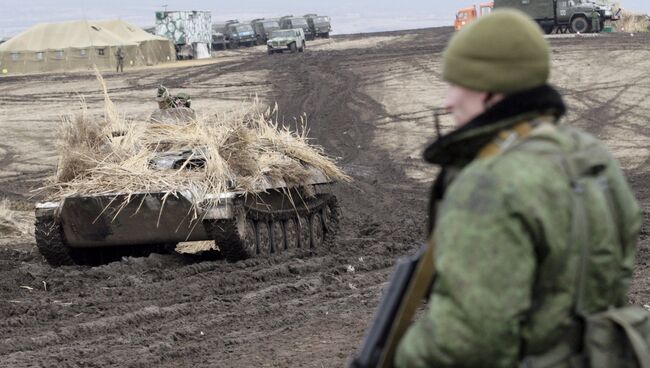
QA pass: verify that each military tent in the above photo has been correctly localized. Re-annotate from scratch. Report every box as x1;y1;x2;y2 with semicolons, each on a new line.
0;20;175;75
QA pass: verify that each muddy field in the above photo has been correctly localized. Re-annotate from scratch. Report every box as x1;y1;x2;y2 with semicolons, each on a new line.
0;28;649;367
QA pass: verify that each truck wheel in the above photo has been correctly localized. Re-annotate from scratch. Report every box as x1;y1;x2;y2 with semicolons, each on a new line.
323;32;330;39
570;17;589;33
299;44;304;52
290;42;298;53
267;48;273;55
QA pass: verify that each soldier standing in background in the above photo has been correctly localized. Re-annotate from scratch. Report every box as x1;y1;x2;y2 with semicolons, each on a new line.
393;9;642;367
115;47;124;73
591;11;601;33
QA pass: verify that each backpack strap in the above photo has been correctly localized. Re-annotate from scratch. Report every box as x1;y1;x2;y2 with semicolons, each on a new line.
606;310;650;368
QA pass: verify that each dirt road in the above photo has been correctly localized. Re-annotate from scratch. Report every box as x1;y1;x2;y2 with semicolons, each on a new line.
0;28;648;367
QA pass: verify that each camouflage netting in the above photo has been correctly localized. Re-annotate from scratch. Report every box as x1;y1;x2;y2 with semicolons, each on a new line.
40;74;350;207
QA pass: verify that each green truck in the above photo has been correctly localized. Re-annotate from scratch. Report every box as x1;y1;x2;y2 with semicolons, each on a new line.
494;0;619;34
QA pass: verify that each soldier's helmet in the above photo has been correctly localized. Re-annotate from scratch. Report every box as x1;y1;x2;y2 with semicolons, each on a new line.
175;92;192;108
156;85;170;102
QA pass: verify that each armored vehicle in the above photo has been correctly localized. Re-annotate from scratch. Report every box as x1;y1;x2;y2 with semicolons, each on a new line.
35;86;341;266
251;18;281;44
35;169;340;266
304;14;332;38
279;16;313;40
267;29;306;54
494;0;618;34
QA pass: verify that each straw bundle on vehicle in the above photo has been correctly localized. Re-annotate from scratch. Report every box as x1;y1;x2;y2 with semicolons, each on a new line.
40;79;350;211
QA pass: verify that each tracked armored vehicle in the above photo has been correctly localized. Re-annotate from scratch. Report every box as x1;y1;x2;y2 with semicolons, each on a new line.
35;165;340;266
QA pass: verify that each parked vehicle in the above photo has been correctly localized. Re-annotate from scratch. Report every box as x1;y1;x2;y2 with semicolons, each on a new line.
267;28;306;54
494;0;619;34
454;3;493;31
251;19;281;45
279;16;313;40
225;22;256;48
304;14;332;38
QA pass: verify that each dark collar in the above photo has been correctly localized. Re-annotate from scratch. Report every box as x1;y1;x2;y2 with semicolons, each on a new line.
423;85;566;166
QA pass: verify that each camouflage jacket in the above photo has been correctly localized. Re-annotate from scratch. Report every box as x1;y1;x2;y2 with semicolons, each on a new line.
394;85;642;367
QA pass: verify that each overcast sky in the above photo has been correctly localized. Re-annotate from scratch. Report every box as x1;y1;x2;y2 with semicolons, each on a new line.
1;0;648;39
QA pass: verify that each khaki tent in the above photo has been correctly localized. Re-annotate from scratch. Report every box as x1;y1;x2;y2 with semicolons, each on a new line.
0;20;175;75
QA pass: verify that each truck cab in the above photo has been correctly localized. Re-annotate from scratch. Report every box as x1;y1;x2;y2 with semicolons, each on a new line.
279;16;313;40
454;3;494;31
226;23;256;48
304;14;332;38
251;19;280;45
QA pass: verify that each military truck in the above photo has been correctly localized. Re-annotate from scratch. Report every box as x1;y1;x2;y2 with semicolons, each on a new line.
267;28;306;54
279;15;314;40
304;14;332;38
225;22;256;48
494;0;619;34
251;18;281;45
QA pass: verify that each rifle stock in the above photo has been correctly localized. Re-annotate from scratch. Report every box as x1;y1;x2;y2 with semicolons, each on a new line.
350;241;436;367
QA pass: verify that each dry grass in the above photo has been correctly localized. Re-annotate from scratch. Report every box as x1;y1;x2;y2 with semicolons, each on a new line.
612;3;650;33
38;73;350;214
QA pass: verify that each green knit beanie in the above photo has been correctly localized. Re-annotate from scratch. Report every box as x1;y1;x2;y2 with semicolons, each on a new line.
442;9;550;93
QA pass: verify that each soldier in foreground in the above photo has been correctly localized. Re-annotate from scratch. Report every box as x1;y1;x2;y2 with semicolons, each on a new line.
389;9;643;367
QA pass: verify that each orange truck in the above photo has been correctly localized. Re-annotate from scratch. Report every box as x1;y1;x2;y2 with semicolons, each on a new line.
454;2;494;31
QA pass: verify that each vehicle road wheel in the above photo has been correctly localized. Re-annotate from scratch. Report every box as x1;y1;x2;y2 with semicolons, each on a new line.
299;45;304;52
267;48;273;55
322;204;333;232
323;32;330;39
284;218;299;249
290;42;298;53
310;213;324;248
298;215;311;248
570;16;589;33
243;219;257;257
256;221;271;256
271;221;285;253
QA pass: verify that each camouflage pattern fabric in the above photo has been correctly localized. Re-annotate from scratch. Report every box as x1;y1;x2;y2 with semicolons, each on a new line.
394;92;642;367
591;11;600;32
